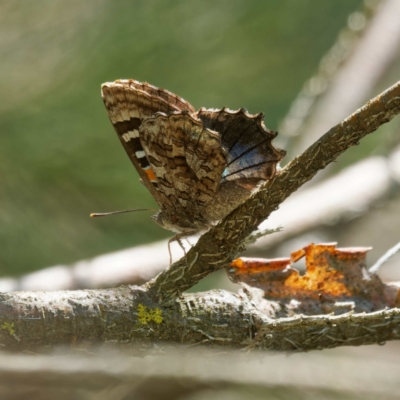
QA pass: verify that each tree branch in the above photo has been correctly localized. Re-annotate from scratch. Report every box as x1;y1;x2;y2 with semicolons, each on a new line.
148;81;400;304
1;286;399;352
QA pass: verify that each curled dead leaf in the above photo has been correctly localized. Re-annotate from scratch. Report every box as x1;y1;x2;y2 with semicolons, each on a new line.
228;243;400;316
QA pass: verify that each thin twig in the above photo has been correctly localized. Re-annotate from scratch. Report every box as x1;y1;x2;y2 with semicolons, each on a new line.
370;241;400;274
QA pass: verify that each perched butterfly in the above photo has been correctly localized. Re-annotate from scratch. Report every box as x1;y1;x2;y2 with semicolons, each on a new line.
97;79;285;255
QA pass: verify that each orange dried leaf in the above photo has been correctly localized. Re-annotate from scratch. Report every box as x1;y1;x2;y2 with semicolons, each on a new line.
228;243;399;315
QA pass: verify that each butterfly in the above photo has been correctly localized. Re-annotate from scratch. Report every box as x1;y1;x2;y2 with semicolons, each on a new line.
99;79;285;255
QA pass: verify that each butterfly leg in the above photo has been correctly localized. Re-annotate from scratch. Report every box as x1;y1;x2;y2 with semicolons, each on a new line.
168;232;196;265
176;236;187;259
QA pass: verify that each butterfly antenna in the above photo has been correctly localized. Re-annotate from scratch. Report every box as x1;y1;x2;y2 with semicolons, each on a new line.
90;208;157;217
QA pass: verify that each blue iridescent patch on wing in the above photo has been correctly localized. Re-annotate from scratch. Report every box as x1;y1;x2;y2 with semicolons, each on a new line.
197;107;285;186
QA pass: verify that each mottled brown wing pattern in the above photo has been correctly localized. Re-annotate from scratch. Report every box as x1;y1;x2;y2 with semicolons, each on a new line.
139;112;227;232
101;80;195;205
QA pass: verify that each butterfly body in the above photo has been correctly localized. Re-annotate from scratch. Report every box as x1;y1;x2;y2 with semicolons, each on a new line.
101;79;285;237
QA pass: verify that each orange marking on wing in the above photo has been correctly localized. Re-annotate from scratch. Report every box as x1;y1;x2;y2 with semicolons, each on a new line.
145;168;157;182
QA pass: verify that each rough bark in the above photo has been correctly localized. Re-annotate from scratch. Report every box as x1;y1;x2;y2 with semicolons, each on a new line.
1;286;400;352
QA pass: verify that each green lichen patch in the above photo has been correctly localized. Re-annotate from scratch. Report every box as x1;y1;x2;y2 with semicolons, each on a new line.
137;304;163;325
1;322;16;336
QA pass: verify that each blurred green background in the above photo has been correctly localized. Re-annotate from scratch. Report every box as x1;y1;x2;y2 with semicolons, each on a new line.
0;0;363;276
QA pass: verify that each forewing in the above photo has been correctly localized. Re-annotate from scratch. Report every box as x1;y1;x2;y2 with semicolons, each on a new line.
101;79;195;204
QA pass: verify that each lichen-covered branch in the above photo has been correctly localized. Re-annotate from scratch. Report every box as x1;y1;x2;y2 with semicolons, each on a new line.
0;286;399;352
148;81;400;304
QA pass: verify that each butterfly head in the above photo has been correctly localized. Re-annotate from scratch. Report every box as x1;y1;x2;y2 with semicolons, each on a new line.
151;210;203;235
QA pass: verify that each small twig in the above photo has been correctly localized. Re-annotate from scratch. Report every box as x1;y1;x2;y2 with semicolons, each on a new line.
243;226;283;246
370;241;400;274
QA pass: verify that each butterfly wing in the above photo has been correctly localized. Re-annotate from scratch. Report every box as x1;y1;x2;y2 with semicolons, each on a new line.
101;79;195;206
196;108;286;221
139;112;227;232
197;107;286;189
